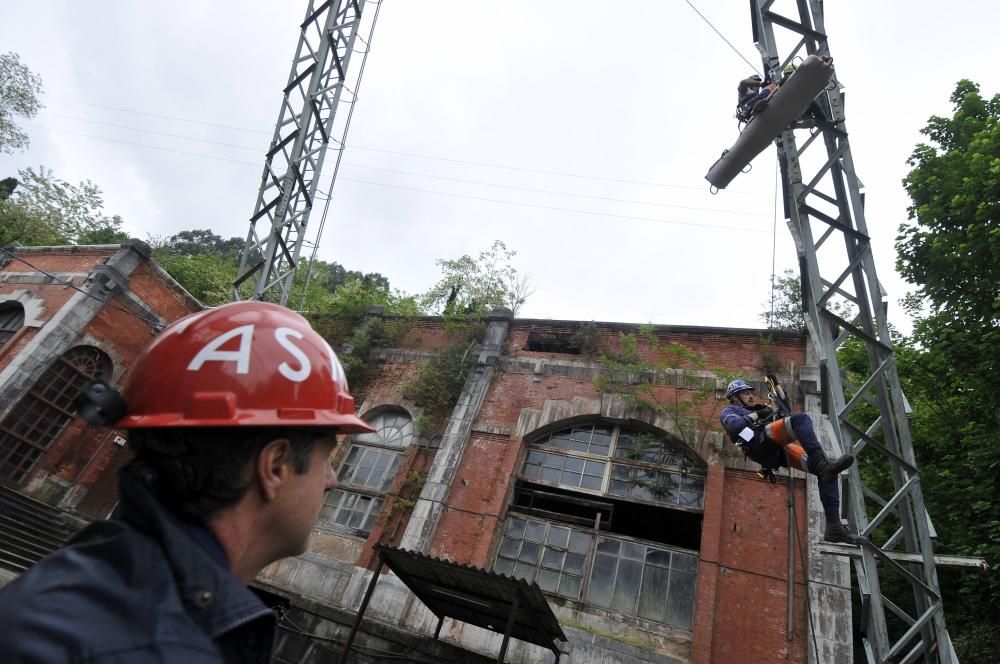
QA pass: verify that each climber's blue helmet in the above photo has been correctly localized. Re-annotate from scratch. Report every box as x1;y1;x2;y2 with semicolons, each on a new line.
726;379;754;400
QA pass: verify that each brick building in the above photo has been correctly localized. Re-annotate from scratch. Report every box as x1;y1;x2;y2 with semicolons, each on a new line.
258;309;853;663
0;245;852;661
0;241;200;516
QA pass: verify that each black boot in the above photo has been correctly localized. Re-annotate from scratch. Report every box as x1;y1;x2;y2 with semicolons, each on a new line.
824;521;865;546
813;453;855;483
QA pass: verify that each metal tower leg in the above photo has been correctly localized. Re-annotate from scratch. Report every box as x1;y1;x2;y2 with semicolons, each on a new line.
235;0;369;304
750;1;955;661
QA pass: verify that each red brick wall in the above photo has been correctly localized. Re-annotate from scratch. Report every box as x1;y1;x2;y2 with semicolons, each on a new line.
13;249;201;504
507;322;807;378
0;327;36;372
431;432;521;567
692;468;809;663
395;319;458;351
303;316;811;658
2;249;107;274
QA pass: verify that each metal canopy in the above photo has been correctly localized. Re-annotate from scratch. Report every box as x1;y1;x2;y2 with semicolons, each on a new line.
339;545;565;663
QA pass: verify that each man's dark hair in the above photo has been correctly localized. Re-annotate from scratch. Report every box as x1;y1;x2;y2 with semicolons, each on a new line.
124;427;328;520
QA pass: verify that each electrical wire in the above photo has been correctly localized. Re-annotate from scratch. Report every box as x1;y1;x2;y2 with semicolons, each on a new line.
40;112;260;151
37;112;768;215
22;124;773;233
23;123;260;166
683;0;762;76
49;97;267;134
50;98;769;195
341;163;772;216
769;158;780;327
338;177;772;233
790;477;823;664
0;247;164;330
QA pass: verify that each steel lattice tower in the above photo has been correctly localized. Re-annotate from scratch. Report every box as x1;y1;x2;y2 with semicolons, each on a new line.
235;0;369;304
751;1;955;661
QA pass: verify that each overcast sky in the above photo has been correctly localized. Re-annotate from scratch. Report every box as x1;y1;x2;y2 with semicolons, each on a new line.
1;1;996;330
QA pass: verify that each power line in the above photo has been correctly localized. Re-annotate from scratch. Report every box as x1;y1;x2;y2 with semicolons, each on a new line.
40;111;767;214
341;163;771;216
24;123;261;166
0;247;164;330
683;0;762;76
33;113;767;216
27;124;769;225
41;111;260;151
338;177;772;233
50;97;769;196
49;97;267;134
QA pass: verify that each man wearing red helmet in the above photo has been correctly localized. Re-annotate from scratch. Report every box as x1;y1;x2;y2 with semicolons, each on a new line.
0;301;374;662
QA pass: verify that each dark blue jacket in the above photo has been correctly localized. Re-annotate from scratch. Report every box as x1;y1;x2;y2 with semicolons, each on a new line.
720;402;756;442
720;403;783;468
0;472;275;663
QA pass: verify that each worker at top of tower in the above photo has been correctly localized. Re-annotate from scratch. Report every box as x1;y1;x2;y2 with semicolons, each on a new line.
0;301;375;663
734;56;834;127
720;375;865;545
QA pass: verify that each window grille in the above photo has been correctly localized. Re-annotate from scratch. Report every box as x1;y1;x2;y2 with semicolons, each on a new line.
495;514;698;629
526;423;706;510
0;346;112;483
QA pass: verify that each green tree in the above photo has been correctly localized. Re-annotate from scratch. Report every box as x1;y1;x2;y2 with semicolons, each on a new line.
761;267;856;331
166;229;244;258
421;240;531;317
0;52;43;153
0;166;127;246
894;80;999;661
761;268;806;331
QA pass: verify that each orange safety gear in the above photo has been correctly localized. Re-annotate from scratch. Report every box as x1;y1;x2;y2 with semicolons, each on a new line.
116;301;374;433
764;418;809;472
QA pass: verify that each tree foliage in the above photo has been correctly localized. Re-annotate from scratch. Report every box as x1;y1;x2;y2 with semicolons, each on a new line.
0;52;43;154
0;166;127;246
892;80;1000;661
761;268;806;331
761;267;856;331
421;240;530;317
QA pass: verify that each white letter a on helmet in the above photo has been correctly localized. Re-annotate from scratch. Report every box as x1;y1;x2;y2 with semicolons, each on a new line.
187;324;255;375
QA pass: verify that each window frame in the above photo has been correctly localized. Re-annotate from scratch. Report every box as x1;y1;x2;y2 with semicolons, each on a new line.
494;513;699;630
0;346;112;483
0;301;25;349
523;422;707;512
317;409;413;538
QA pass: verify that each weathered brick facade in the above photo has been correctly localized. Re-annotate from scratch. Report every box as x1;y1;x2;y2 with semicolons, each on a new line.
258;311;851;663
0;247;851;661
0;242;200;514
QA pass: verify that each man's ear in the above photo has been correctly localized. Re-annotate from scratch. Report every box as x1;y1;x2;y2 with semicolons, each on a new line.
256;438;293;502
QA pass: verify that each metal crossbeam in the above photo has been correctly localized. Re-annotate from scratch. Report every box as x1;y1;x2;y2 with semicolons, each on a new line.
234;0;368;304
751;1;955;661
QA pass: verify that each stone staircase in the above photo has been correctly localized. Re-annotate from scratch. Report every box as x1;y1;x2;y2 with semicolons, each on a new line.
0;486;81;573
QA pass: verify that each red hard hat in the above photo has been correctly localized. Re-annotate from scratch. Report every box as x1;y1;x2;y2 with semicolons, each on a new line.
117;301;374;433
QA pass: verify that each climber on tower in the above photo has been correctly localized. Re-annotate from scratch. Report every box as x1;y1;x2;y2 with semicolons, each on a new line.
720;376;865;545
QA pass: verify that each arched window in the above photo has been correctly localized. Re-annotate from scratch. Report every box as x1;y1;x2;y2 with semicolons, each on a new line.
0;346;112;483
494;421;706;630
319;409;414;537
0;301;25;349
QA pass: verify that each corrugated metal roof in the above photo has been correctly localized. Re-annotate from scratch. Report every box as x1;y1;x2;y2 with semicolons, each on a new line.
375;545;565;657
